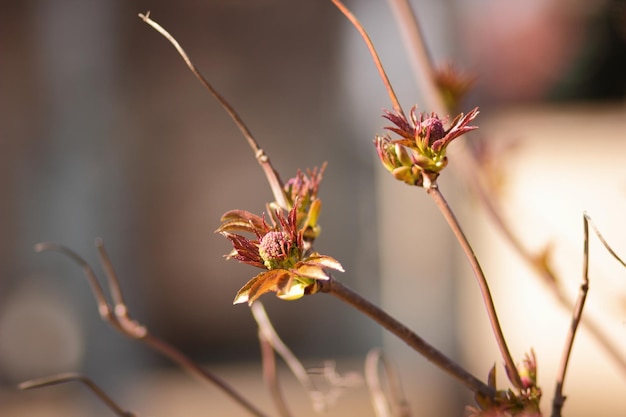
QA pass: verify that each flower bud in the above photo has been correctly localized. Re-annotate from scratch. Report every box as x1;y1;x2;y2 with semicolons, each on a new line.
259;231;293;269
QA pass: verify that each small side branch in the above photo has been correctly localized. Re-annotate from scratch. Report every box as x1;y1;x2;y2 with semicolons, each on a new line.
319;277;495;399
138;12;288;209
19;373;137;417
251;302;323;411
258;329;293;417
552;213;626;417
35;241;270;417
365;349;411;417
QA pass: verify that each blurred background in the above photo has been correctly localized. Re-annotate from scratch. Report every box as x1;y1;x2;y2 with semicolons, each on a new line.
1;0;625;416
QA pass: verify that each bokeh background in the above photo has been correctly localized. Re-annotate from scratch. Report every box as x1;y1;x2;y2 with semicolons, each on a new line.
1;0;626;416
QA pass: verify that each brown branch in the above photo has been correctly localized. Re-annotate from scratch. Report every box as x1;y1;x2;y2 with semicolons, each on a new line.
551;214;591;417
552;213;626;417
425;180;523;389
35;241;271;417
319;277;495;399
138;11;288;209
386;0;626;383
364;349;411;417
251;302;324;411
329;0;405;118
258;330;293;417
459;155;626;376
385;0;446;116
19;373;137;417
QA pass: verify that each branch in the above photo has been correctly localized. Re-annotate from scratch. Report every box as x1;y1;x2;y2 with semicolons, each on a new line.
364;349;411;417
138;11;288;209
251;302;325;411
35;241;271;417
552;213;626;417
19;373;137;417
459;153;626;376
424;181;523;389
319;277;495;398
329;0;405;118
385;0;446;115
258;330;292;417
386;0;626;382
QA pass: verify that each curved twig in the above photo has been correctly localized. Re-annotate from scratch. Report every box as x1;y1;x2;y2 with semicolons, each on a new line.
138;11;288;209
364;349;411;417
552;213;626;417
19;372;137;417
329;0;405;118
251;302;324;411
258;329;293;417
34;242;115;321
385;0;446;115
36;241;271;417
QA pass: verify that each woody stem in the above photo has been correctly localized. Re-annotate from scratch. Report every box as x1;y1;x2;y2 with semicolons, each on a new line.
425;179;523;389
319;278;495;398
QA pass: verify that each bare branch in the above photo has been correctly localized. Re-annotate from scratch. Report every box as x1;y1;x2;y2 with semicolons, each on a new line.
19;372;137;417
138;11;288;209
34;242;113;321
551;215;591;417
319;277;495;399
387;0;626;382
552;213;626;417
251;302;324;410
329;0;405;118
456;150;626;378
425;181;523;389
35;241;271;417
258;329;293;417
586;213;626;268
365;349;411;417
385;0;446;116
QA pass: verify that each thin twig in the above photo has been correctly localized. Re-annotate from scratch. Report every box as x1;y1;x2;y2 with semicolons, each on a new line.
34;242;115;321
329;0;405;118
551;214;591;417
251;302;324;411
19;372;137;417
385;0;446;116
36;241;271;417
459;153;626;376
364;349;411;417
424;180;523;389
258;329;293;417
552;213;626;417
365;350;391;417
468;145;626;350
319;277;495;398
138;11;288;209
586;214;626;267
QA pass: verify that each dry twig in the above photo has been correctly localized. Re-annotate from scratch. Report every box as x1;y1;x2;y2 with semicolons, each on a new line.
138;11;288;209
365;349;411;417
19;372;137;417
551;213;626;417
35;240;271;417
